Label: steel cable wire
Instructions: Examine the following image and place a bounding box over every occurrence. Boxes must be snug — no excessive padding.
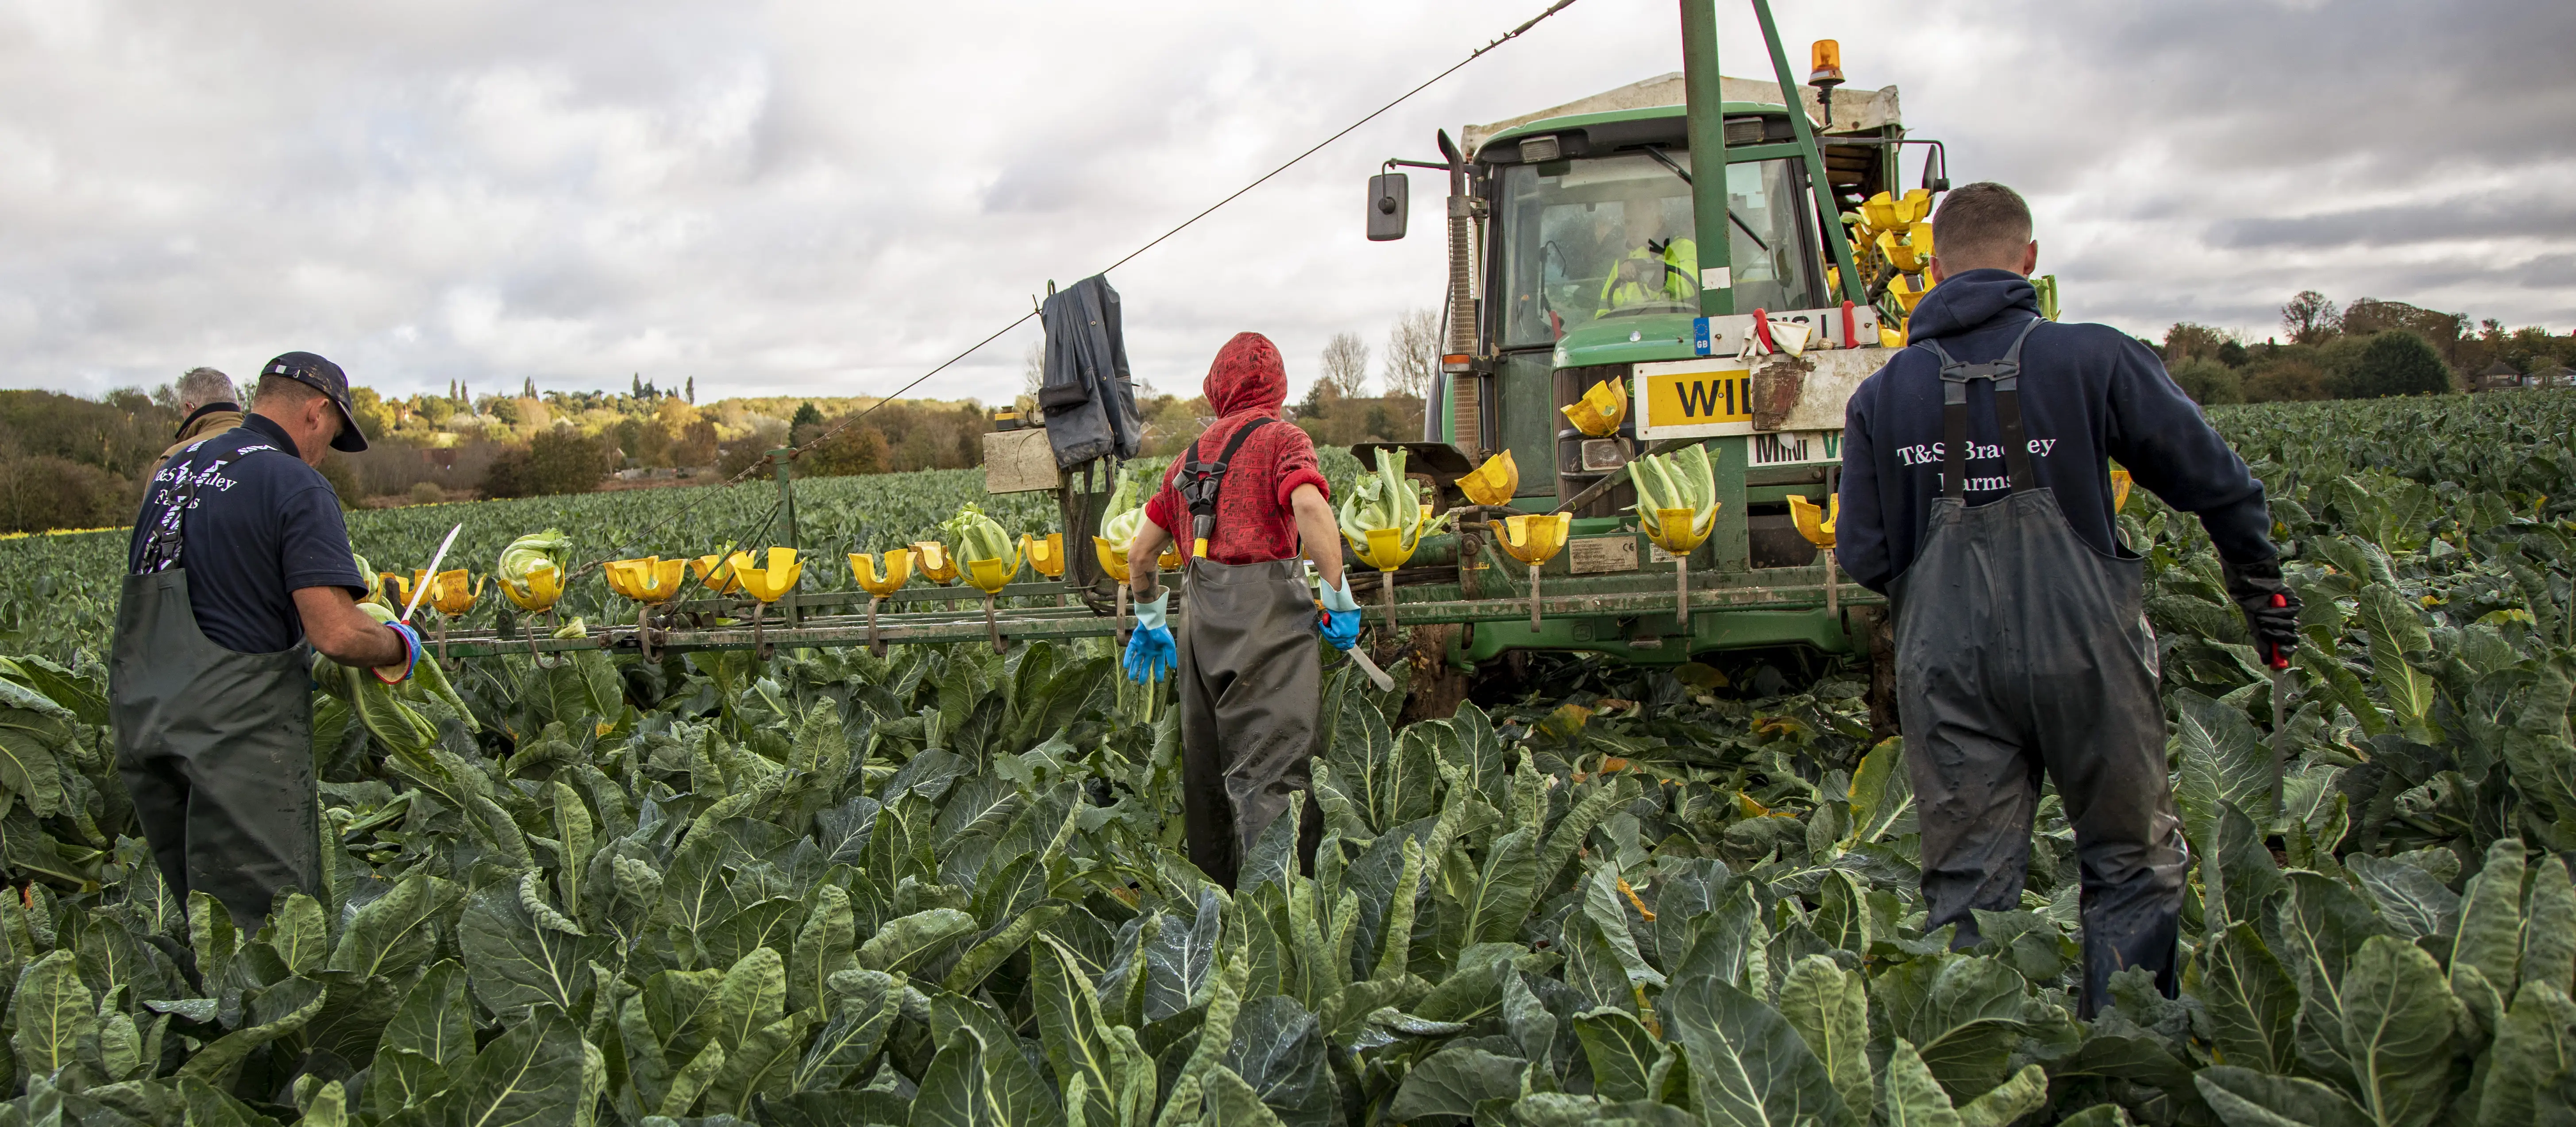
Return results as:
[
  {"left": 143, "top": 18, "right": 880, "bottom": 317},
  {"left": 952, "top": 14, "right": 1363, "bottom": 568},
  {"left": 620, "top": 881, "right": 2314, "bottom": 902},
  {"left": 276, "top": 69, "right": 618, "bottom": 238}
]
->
[{"left": 629, "top": 0, "right": 1584, "bottom": 568}]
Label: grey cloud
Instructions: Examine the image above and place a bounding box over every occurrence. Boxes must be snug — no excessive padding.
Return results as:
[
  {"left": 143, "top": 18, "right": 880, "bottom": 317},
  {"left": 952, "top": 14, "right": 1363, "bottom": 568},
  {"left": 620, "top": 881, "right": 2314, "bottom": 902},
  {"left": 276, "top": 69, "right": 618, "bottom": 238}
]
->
[
  {"left": 2210, "top": 188, "right": 2576, "bottom": 250},
  {"left": 0, "top": 0, "right": 2568, "bottom": 405},
  {"left": 1874, "top": 0, "right": 2576, "bottom": 336},
  {"left": 1911, "top": 0, "right": 2576, "bottom": 179}
]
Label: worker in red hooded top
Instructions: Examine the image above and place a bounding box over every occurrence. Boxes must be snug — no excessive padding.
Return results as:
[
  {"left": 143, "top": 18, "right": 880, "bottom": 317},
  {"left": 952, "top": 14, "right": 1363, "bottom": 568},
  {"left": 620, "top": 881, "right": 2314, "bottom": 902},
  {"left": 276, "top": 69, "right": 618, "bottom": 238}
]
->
[{"left": 1122, "top": 332, "right": 1363, "bottom": 890}]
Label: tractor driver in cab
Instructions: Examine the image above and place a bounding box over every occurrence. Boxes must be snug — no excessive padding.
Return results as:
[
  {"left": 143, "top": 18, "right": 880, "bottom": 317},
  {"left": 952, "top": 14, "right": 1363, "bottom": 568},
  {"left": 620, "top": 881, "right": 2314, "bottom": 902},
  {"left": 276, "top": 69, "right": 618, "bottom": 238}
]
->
[{"left": 1597, "top": 196, "right": 1697, "bottom": 315}]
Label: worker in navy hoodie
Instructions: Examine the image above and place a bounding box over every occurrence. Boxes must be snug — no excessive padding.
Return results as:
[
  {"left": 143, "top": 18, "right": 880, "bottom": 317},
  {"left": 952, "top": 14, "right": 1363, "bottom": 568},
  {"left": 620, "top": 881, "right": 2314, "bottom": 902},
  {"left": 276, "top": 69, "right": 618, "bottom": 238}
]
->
[{"left": 1834, "top": 183, "right": 2298, "bottom": 1017}]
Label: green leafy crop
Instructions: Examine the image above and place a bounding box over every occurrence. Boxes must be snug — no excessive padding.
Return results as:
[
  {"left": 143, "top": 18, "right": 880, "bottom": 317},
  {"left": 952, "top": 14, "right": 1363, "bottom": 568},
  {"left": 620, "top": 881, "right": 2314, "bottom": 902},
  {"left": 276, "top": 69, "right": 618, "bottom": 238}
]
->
[{"left": 0, "top": 393, "right": 2563, "bottom": 1122}]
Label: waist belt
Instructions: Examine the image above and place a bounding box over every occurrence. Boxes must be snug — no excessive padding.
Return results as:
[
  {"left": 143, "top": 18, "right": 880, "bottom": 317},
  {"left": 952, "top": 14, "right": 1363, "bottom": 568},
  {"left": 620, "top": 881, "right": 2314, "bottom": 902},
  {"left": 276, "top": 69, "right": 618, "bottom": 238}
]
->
[
  {"left": 1178, "top": 416, "right": 1277, "bottom": 559},
  {"left": 1919, "top": 316, "right": 2047, "bottom": 501}
]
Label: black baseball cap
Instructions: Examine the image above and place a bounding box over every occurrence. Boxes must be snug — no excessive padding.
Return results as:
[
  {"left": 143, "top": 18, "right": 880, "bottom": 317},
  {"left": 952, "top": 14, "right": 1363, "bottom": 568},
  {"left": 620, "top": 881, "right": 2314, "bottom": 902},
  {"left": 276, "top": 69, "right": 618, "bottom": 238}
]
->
[{"left": 260, "top": 351, "right": 368, "bottom": 453}]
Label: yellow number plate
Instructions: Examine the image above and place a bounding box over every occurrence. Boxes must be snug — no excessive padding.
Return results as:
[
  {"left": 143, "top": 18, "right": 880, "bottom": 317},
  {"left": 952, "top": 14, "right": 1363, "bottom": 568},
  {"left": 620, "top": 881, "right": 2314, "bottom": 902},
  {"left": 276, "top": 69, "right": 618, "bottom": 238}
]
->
[{"left": 1634, "top": 358, "right": 1755, "bottom": 438}]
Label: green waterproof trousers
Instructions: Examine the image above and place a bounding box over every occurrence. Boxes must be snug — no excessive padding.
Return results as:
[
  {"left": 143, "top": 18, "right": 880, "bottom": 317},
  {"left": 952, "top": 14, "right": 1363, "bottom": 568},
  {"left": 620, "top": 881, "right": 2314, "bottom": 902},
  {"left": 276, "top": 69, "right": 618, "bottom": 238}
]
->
[
  {"left": 1177, "top": 557, "right": 1324, "bottom": 890},
  {"left": 110, "top": 569, "right": 320, "bottom": 928}
]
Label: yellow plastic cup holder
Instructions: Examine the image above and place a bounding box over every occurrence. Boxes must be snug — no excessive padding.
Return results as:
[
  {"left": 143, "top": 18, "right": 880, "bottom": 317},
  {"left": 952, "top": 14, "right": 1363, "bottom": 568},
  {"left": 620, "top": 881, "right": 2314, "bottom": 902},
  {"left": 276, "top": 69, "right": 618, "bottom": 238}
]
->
[
  {"left": 1562, "top": 378, "right": 1628, "bottom": 438},
  {"left": 1897, "top": 187, "right": 1933, "bottom": 225},
  {"left": 1646, "top": 507, "right": 1716, "bottom": 556},
  {"left": 606, "top": 557, "right": 689, "bottom": 604},
  {"left": 1458, "top": 451, "right": 1520, "bottom": 507},
  {"left": 501, "top": 564, "right": 564, "bottom": 612},
  {"left": 1489, "top": 512, "right": 1572, "bottom": 566},
  {"left": 1787, "top": 494, "right": 1839, "bottom": 549},
  {"left": 912, "top": 541, "right": 959, "bottom": 585},
  {"left": 1347, "top": 526, "right": 1419, "bottom": 572},
  {"left": 848, "top": 549, "right": 914, "bottom": 598},
  {"left": 1890, "top": 271, "right": 1936, "bottom": 313},
  {"left": 732, "top": 548, "right": 803, "bottom": 603},
  {"left": 964, "top": 553, "right": 1022, "bottom": 595},
  {"left": 421, "top": 568, "right": 482, "bottom": 614},
  {"left": 1878, "top": 228, "right": 1929, "bottom": 275},
  {"left": 691, "top": 554, "right": 744, "bottom": 594},
  {"left": 379, "top": 571, "right": 414, "bottom": 609},
  {"left": 1861, "top": 190, "right": 1900, "bottom": 232},
  {"left": 1026, "top": 533, "right": 1066, "bottom": 578},
  {"left": 1092, "top": 536, "right": 1130, "bottom": 581}
]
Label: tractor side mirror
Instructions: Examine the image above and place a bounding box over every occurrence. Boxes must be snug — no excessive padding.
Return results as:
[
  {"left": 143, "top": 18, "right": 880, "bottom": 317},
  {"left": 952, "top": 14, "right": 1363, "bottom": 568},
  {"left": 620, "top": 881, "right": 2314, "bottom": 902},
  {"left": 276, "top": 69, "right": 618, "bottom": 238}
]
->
[{"left": 1367, "top": 173, "right": 1408, "bottom": 241}]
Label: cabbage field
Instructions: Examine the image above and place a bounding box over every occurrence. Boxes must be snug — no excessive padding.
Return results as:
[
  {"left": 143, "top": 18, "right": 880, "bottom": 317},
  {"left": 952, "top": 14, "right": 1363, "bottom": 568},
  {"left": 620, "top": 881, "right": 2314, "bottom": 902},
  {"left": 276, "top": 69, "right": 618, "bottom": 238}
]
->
[{"left": 0, "top": 392, "right": 2574, "bottom": 1125}]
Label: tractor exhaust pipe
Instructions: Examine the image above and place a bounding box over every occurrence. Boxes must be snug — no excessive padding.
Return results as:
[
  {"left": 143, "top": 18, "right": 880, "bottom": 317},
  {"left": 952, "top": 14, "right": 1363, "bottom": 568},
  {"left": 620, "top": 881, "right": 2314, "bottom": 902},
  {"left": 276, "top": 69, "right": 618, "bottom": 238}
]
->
[{"left": 1437, "top": 129, "right": 1485, "bottom": 454}]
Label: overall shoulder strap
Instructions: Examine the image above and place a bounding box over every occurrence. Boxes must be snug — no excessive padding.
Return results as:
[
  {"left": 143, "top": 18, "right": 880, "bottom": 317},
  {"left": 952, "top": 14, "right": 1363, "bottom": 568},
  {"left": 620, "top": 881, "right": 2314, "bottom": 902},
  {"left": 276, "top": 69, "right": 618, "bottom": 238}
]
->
[
  {"left": 1178, "top": 416, "right": 1278, "bottom": 557},
  {"left": 1920, "top": 317, "right": 2047, "bottom": 500}
]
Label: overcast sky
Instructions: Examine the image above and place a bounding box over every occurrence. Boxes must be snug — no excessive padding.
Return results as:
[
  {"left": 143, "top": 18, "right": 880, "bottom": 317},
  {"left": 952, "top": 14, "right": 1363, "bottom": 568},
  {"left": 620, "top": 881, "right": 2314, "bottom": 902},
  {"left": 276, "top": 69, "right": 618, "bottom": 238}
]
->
[{"left": 1, "top": 0, "right": 2566, "bottom": 405}]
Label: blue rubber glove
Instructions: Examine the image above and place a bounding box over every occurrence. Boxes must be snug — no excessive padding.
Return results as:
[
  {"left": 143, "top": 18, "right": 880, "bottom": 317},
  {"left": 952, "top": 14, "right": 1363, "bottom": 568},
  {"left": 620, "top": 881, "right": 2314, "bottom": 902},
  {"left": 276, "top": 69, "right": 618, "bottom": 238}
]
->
[
  {"left": 372, "top": 621, "right": 423, "bottom": 684},
  {"left": 1318, "top": 577, "right": 1361, "bottom": 651},
  {"left": 1124, "top": 591, "right": 1174, "bottom": 684}
]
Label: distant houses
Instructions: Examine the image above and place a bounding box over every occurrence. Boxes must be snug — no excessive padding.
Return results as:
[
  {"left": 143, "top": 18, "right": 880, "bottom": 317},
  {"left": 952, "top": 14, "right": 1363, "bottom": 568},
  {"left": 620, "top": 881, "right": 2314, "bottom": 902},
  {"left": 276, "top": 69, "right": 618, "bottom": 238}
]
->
[{"left": 2474, "top": 360, "right": 2576, "bottom": 391}]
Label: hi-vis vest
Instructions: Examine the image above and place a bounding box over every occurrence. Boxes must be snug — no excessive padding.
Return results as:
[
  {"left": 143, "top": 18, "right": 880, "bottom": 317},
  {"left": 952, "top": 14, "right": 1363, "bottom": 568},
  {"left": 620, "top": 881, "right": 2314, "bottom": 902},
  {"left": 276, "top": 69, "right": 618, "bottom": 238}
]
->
[{"left": 1597, "top": 237, "right": 1699, "bottom": 313}]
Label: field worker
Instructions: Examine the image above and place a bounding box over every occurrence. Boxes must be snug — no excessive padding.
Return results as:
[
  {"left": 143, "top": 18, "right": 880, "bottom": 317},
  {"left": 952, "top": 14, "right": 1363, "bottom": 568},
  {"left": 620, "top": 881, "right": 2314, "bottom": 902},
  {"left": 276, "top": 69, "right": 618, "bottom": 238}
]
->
[
  {"left": 1834, "top": 183, "right": 2298, "bottom": 1017},
  {"left": 162, "top": 367, "right": 244, "bottom": 461},
  {"left": 1597, "top": 196, "right": 1697, "bottom": 315},
  {"left": 114, "top": 352, "right": 423, "bottom": 927},
  {"left": 1122, "top": 332, "right": 1362, "bottom": 891}
]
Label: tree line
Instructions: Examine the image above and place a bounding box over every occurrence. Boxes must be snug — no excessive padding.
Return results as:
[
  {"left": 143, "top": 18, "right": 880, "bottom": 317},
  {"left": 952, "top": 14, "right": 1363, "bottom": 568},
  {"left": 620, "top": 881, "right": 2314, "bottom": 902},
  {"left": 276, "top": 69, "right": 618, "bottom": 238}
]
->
[
  {"left": 43, "top": 290, "right": 2537, "bottom": 535},
  {"left": 2159, "top": 291, "right": 2574, "bottom": 405},
  {"left": 0, "top": 305, "right": 1443, "bottom": 535}
]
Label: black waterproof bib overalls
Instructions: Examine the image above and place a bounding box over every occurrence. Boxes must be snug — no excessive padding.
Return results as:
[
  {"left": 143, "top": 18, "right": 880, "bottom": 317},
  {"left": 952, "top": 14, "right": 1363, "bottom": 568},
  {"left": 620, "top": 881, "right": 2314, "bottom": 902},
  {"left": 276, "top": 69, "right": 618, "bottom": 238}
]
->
[
  {"left": 1890, "top": 317, "right": 2188, "bottom": 1016},
  {"left": 112, "top": 459, "right": 322, "bottom": 927},
  {"left": 1172, "top": 419, "right": 1324, "bottom": 890}
]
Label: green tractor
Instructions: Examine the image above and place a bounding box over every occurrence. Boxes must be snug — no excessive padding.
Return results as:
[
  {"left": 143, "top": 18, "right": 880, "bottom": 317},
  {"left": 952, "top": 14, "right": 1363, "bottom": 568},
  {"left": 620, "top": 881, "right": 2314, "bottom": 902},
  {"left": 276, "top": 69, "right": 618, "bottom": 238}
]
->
[{"left": 1353, "top": 17, "right": 1964, "bottom": 718}]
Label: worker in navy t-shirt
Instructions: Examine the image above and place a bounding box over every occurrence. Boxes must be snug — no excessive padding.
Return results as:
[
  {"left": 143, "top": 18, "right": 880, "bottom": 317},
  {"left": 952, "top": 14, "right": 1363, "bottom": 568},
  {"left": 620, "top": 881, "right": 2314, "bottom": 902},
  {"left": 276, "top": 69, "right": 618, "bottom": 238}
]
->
[{"left": 112, "top": 351, "right": 422, "bottom": 926}]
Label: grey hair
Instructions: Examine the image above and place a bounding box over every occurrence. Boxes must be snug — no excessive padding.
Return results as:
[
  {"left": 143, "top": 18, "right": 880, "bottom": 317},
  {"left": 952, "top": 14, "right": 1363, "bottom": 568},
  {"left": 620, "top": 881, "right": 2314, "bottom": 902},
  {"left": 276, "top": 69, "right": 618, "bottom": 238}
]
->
[{"left": 176, "top": 367, "right": 239, "bottom": 411}]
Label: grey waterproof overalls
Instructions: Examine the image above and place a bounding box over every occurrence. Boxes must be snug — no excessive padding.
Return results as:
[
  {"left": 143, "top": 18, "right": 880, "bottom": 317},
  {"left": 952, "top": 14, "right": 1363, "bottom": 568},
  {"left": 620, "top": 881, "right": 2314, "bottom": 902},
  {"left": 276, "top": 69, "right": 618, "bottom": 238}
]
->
[
  {"left": 1890, "top": 316, "right": 2188, "bottom": 1016},
  {"left": 112, "top": 460, "right": 322, "bottom": 927},
  {"left": 1172, "top": 418, "right": 1325, "bottom": 890}
]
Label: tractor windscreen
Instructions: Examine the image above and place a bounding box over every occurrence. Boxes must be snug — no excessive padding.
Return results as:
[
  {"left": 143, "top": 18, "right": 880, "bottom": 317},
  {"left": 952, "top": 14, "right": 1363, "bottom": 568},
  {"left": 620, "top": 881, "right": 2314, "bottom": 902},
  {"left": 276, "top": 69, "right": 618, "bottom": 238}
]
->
[{"left": 1497, "top": 153, "right": 1820, "bottom": 348}]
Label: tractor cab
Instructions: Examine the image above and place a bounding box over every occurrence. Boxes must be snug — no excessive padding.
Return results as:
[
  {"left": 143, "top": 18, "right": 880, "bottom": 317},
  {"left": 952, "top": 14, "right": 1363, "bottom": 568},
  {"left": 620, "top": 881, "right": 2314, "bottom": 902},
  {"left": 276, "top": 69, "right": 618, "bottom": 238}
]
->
[
  {"left": 1365, "top": 65, "right": 1951, "bottom": 671},
  {"left": 1490, "top": 108, "right": 1832, "bottom": 349}
]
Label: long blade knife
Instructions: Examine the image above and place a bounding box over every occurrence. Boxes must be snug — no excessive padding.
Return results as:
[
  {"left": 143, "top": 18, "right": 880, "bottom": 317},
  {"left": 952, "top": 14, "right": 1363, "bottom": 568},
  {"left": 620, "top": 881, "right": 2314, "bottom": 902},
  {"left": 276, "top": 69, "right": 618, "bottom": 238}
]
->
[
  {"left": 1315, "top": 587, "right": 1397, "bottom": 691},
  {"left": 402, "top": 522, "right": 465, "bottom": 623},
  {"left": 1345, "top": 646, "right": 1396, "bottom": 692}
]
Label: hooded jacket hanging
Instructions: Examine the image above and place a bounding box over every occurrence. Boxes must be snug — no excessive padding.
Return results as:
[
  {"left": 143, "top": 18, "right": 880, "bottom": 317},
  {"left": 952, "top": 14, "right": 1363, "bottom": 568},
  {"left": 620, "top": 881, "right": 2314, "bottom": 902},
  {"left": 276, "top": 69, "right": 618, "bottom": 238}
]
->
[{"left": 1037, "top": 275, "right": 1143, "bottom": 469}]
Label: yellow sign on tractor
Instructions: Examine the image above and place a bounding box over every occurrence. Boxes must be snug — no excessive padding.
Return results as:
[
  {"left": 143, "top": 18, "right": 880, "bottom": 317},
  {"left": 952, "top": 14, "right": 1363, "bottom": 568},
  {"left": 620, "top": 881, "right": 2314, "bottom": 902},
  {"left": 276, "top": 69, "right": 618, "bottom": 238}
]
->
[{"left": 1632, "top": 359, "right": 1755, "bottom": 439}]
